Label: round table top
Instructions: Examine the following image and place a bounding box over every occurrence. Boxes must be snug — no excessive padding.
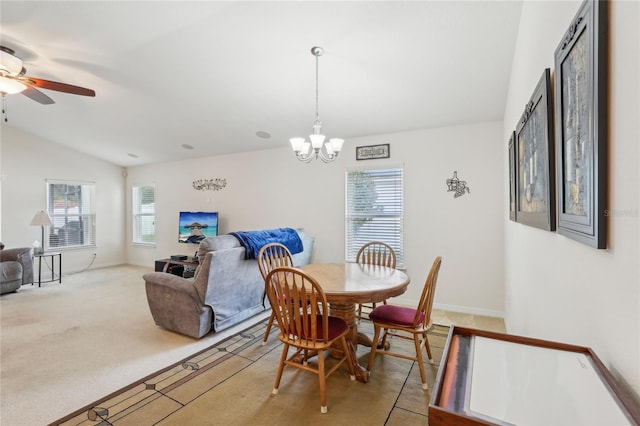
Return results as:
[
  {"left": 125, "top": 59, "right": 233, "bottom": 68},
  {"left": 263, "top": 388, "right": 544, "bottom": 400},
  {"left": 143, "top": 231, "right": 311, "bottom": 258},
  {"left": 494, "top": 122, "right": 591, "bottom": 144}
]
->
[{"left": 300, "top": 262, "right": 410, "bottom": 304}]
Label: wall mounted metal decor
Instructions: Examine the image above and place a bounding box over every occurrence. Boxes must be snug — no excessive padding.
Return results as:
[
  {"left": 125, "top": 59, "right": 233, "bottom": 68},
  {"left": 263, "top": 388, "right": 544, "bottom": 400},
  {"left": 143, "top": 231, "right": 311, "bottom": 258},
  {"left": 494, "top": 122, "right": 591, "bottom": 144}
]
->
[
  {"left": 356, "top": 143, "right": 390, "bottom": 160},
  {"left": 508, "top": 131, "right": 517, "bottom": 221},
  {"left": 515, "top": 68, "right": 555, "bottom": 231},
  {"left": 446, "top": 171, "right": 470, "bottom": 198},
  {"left": 193, "top": 178, "right": 227, "bottom": 191},
  {"left": 554, "top": 0, "right": 607, "bottom": 248}
]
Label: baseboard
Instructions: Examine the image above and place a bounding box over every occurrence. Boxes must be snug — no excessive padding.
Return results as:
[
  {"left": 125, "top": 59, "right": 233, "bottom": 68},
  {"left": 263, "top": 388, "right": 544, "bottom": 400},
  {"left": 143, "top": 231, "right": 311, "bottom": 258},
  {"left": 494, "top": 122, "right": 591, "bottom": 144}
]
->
[
  {"left": 387, "top": 296, "right": 504, "bottom": 319},
  {"left": 433, "top": 302, "right": 504, "bottom": 318}
]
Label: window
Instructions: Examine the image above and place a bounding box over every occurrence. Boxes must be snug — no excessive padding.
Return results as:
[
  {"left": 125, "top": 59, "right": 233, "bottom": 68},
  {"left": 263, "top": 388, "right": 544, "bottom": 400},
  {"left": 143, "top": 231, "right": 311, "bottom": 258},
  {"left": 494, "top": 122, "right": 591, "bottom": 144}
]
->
[
  {"left": 47, "top": 180, "right": 96, "bottom": 249},
  {"left": 345, "top": 167, "right": 404, "bottom": 267},
  {"left": 133, "top": 185, "right": 155, "bottom": 244}
]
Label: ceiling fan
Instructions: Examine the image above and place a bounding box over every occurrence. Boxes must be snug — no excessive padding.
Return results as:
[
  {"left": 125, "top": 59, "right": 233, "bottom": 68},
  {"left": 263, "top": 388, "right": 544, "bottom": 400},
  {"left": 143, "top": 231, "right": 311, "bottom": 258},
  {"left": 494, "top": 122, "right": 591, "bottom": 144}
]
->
[{"left": 0, "top": 45, "right": 95, "bottom": 105}]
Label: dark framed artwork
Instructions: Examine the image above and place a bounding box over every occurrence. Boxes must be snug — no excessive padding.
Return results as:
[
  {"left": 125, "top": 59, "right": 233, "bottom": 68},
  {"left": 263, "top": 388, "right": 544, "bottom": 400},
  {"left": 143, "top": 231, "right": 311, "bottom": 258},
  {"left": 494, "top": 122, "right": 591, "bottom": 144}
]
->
[
  {"left": 554, "top": 0, "right": 607, "bottom": 248},
  {"left": 508, "top": 131, "right": 516, "bottom": 221},
  {"left": 515, "top": 68, "right": 555, "bottom": 231},
  {"left": 356, "top": 143, "right": 390, "bottom": 160}
]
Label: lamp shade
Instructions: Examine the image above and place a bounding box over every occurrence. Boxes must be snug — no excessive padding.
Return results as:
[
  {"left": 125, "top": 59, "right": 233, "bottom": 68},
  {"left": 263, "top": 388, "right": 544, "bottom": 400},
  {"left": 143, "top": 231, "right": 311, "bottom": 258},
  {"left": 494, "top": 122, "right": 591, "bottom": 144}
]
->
[
  {"left": 30, "top": 211, "right": 53, "bottom": 227},
  {"left": 0, "top": 75, "right": 27, "bottom": 94}
]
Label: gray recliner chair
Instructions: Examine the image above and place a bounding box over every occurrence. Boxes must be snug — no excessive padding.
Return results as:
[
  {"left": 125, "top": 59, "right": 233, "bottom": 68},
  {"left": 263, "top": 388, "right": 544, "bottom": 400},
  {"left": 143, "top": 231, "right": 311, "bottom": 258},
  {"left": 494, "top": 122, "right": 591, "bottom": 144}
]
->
[{"left": 0, "top": 243, "right": 34, "bottom": 294}]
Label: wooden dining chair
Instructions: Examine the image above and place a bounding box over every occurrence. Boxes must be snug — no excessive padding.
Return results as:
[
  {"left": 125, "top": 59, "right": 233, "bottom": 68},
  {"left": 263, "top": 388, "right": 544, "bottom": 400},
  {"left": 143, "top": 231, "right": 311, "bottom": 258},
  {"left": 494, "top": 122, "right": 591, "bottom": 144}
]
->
[
  {"left": 265, "top": 266, "right": 355, "bottom": 413},
  {"left": 355, "top": 241, "right": 397, "bottom": 322},
  {"left": 257, "top": 243, "right": 294, "bottom": 345},
  {"left": 366, "top": 256, "right": 442, "bottom": 390}
]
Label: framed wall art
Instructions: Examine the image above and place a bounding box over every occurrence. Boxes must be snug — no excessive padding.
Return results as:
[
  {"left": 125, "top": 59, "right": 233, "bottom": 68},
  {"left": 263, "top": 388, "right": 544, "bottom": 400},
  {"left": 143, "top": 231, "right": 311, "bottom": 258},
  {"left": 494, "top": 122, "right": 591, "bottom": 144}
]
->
[
  {"left": 554, "top": 0, "right": 607, "bottom": 248},
  {"left": 508, "top": 131, "right": 516, "bottom": 221},
  {"left": 356, "top": 143, "right": 390, "bottom": 160},
  {"left": 515, "top": 68, "right": 555, "bottom": 231}
]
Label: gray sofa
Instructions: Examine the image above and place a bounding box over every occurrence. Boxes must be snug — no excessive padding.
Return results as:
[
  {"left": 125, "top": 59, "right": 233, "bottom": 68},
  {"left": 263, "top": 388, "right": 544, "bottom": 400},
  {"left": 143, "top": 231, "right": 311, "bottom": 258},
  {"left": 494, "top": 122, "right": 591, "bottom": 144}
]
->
[
  {"left": 143, "top": 229, "right": 314, "bottom": 338},
  {"left": 0, "top": 244, "right": 34, "bottom": 295}
]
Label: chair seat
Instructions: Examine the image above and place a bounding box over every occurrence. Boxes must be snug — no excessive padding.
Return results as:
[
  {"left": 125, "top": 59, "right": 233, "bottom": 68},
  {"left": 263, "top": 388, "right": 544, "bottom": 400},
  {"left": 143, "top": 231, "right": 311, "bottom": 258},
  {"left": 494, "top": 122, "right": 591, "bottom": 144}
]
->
[
  {"left": 294, "top": 315, "right": 348, "bottom": 341},
  {"left": 369, "top": 304, "right": 424, "bottom": 327}
]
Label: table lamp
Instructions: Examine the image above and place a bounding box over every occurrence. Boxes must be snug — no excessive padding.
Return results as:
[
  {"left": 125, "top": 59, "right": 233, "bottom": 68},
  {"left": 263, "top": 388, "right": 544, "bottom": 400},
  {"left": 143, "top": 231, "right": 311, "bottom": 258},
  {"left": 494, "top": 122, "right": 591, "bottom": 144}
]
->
[{"left": 30, "top": 211, "right": 53, "bottom": 255}]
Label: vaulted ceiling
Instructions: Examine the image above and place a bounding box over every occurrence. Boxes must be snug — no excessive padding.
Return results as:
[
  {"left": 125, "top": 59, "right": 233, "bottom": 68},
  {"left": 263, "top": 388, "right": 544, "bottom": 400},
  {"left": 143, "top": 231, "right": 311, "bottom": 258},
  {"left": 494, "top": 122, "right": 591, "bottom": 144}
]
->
[{"left": 0, "top": 1, "right": 522, "bottom": 167}]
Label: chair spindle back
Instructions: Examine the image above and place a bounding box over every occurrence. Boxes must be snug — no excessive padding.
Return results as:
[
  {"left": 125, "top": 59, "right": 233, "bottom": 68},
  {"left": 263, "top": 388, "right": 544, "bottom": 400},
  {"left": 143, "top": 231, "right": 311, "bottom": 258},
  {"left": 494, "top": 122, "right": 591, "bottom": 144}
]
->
[
  {"left": 265, "top": 266, "right": 330, "bottom": 344},
  {"left": 258, "top": 243, "right": 294, "bottom": 279},
  {"left": 356, "top": 241, "right": 396, "bottom": 268}
]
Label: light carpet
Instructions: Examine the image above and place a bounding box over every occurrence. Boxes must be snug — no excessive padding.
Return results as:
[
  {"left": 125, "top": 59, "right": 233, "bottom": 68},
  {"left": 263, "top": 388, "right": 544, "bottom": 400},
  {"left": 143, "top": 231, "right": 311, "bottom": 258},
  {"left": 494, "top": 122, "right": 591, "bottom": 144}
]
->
[{"left": 0, "top": 265, "right": 269, "bottom": 425}]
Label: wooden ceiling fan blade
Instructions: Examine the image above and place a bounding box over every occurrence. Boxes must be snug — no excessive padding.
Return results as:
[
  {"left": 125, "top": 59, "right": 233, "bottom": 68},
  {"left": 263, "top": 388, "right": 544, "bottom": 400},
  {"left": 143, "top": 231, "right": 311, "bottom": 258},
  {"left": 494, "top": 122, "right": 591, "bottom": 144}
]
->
[
  {"left": 21, "top": 85, "right": 55, "bottom": 105},
  {"left": 26, "top": 77, "right": 95, "bottom": 97}
]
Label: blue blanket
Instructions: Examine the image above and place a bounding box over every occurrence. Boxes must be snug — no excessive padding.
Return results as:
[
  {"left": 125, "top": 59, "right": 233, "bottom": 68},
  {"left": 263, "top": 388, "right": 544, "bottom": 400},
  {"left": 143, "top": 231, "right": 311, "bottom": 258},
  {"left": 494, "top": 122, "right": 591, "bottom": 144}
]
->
[{"left": 229, "top": 228, "right": 303, "bottom": 260}]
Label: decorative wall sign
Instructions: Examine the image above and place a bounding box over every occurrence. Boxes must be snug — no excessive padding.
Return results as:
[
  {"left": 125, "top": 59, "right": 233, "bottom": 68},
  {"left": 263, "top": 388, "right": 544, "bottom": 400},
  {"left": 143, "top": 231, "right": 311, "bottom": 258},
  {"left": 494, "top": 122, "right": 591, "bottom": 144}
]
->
[
  {"left": 193, "top": 178, "right": 227, "bottom": 191},
  {"left": 554, "top": 0, "right": 607, "bottom": 248},
  {"left": 508, "top": 131, "right": 517, "bottom": 221},
  {"left": 515, "top": 68, "right": 555, "bottom": 231},
  {"left": 356, "top": 143, "right": 390, "bottom": 160},
  {"left": 446, "top": 171, "right": 470, "bottom": 198}
]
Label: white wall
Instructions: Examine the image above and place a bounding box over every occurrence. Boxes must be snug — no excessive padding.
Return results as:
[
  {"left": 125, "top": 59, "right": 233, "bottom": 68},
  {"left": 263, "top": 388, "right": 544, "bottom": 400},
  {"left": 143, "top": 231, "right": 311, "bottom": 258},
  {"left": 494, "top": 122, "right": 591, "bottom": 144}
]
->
[
  {"left": 0, "top": 125, "right": 126, "bottom": 271},
  {"left": 504, "top": 0, "right": 639, "bottom": 397},
  {"left": 126, "top": 121, "right": 505, "bottom": 316}
]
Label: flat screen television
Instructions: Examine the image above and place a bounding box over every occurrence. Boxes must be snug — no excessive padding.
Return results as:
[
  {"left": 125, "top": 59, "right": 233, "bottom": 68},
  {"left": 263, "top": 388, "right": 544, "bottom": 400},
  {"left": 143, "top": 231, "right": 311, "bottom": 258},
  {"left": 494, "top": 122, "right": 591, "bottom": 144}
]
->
[{"left": 178, "top": 211, "right": 218, "bottom": 244}]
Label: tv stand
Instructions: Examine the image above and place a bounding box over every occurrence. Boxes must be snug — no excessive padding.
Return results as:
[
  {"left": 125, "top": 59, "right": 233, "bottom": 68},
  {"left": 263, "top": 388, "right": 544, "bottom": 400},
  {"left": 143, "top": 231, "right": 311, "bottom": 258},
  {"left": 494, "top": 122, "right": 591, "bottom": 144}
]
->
[{"left": 155, "top": 256, "right": 199, "bottom": 278}]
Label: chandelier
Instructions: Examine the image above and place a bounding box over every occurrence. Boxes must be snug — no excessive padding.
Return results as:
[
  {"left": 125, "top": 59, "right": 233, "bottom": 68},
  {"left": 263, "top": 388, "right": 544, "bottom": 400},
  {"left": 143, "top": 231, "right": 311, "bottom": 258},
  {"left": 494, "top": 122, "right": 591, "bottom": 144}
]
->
[{"left": 290, "top": 47, "right": 344, "bottom": 163}]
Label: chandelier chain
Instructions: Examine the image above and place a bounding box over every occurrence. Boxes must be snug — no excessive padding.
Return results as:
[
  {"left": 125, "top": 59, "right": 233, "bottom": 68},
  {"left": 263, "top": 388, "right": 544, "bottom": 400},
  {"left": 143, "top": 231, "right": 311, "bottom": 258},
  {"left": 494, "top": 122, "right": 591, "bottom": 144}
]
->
[{"left": 315, "top": 51, "right": 320, "bottom": 123}]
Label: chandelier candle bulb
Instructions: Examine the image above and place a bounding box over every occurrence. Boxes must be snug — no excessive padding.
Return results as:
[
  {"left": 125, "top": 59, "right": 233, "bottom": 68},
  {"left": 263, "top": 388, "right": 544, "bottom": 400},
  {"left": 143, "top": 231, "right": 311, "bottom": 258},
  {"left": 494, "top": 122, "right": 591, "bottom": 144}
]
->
[
  {"left": 310, "top": 134, "right": 326, "bottom": 148},
  {"left": 330, "top": 138, "right": 344, "bottom": 152},
  {"left": 290, "top": 138, "right": 305, "bottom": 153}
]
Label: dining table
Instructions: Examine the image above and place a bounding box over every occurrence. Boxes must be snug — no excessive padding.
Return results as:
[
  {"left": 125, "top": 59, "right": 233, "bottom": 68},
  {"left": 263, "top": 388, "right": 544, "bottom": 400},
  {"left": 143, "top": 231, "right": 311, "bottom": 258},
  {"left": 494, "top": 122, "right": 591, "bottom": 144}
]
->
[{"left": 300, "top": 262, "right": 410, "bottom": 383}]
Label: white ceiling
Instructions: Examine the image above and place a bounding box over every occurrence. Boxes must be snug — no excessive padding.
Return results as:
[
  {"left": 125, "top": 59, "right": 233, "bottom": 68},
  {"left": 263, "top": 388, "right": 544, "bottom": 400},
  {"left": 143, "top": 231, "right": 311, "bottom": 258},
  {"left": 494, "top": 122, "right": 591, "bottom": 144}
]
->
[{"left": 0, "top": 1, "right": 522, "bottom": 167}]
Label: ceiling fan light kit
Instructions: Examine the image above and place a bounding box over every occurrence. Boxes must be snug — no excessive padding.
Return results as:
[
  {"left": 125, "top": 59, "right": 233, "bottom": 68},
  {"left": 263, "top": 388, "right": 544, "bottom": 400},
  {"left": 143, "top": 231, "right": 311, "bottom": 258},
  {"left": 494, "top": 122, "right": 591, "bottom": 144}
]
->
[
  {"left": 0, "top": 45, "right": 96, "bottom": 103},
  {"left": 0, "top": 75, "right": 27, "bottom": 94},
  {"left": 290, "top": 46, "right": 344, "bottom": 164},
  {"left": 0, "top": 47, "right": 23, "bottom": 76}
]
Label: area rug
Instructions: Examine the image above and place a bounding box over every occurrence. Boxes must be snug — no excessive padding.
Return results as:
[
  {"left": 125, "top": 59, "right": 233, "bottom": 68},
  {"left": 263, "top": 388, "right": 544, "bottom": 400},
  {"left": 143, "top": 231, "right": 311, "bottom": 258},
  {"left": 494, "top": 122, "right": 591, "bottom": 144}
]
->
[{"left": 51, "top": 319, "right": 451, "bottom": 426}]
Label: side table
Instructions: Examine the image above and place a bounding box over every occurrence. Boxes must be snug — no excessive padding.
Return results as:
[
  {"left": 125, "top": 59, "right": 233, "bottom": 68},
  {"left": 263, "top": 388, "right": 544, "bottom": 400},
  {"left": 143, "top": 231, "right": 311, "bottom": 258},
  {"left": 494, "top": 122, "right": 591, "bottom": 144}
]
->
[{"left": 34, "top": 252, "right": 62, "bottom": 287}]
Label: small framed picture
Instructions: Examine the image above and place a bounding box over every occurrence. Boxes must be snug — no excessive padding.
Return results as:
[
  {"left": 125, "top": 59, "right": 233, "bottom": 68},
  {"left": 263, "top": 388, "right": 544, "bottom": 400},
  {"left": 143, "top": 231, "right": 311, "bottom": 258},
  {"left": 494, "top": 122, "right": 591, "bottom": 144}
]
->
[{"left": 356, "top": 144, "right": 390, "bottom": 160}]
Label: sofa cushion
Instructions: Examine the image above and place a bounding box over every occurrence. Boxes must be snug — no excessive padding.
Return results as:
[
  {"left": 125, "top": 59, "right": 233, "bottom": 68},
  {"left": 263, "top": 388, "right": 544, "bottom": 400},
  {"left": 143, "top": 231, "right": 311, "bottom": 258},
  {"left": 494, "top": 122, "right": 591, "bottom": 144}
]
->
[
  {"left": 198, "top": 235, "right": 241, "bottom": 258},
  {"left": 292, "top": 235, "right": 314, "bottom": 266}
]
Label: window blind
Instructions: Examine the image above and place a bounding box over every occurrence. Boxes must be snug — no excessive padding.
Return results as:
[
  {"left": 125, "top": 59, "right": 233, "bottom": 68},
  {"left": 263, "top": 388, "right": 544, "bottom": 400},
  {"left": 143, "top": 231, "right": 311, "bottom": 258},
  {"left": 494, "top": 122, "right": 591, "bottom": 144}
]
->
[
  {"left": 46, "top": 180, "right": 96, "bottom": 249},
  {"left": 345, "top": 168, "right": 404, "bottom": 266},
  {"left": 133, "top": 185, "right": 155, "bottom": 244}
]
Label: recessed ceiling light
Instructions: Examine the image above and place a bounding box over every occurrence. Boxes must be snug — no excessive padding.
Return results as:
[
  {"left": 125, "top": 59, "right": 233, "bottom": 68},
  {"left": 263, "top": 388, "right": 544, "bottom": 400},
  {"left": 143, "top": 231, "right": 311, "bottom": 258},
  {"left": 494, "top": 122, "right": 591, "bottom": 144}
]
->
[
  {"left": 127, "top": 153, "right": 138, "bottom": 158},
  {"left": 181, "top": 144, "right": 194, "bottom": 150},
  {"left": 256, "top": 131, "right": 271, "bottom": 139}
]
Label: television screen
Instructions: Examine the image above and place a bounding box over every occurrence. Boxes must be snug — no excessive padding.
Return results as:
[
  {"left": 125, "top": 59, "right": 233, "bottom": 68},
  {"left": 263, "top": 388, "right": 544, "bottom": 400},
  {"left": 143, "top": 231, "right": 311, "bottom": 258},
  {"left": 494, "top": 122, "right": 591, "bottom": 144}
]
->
[{"left": 178, "top": 211, "right": 218, "bottom": 244}]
